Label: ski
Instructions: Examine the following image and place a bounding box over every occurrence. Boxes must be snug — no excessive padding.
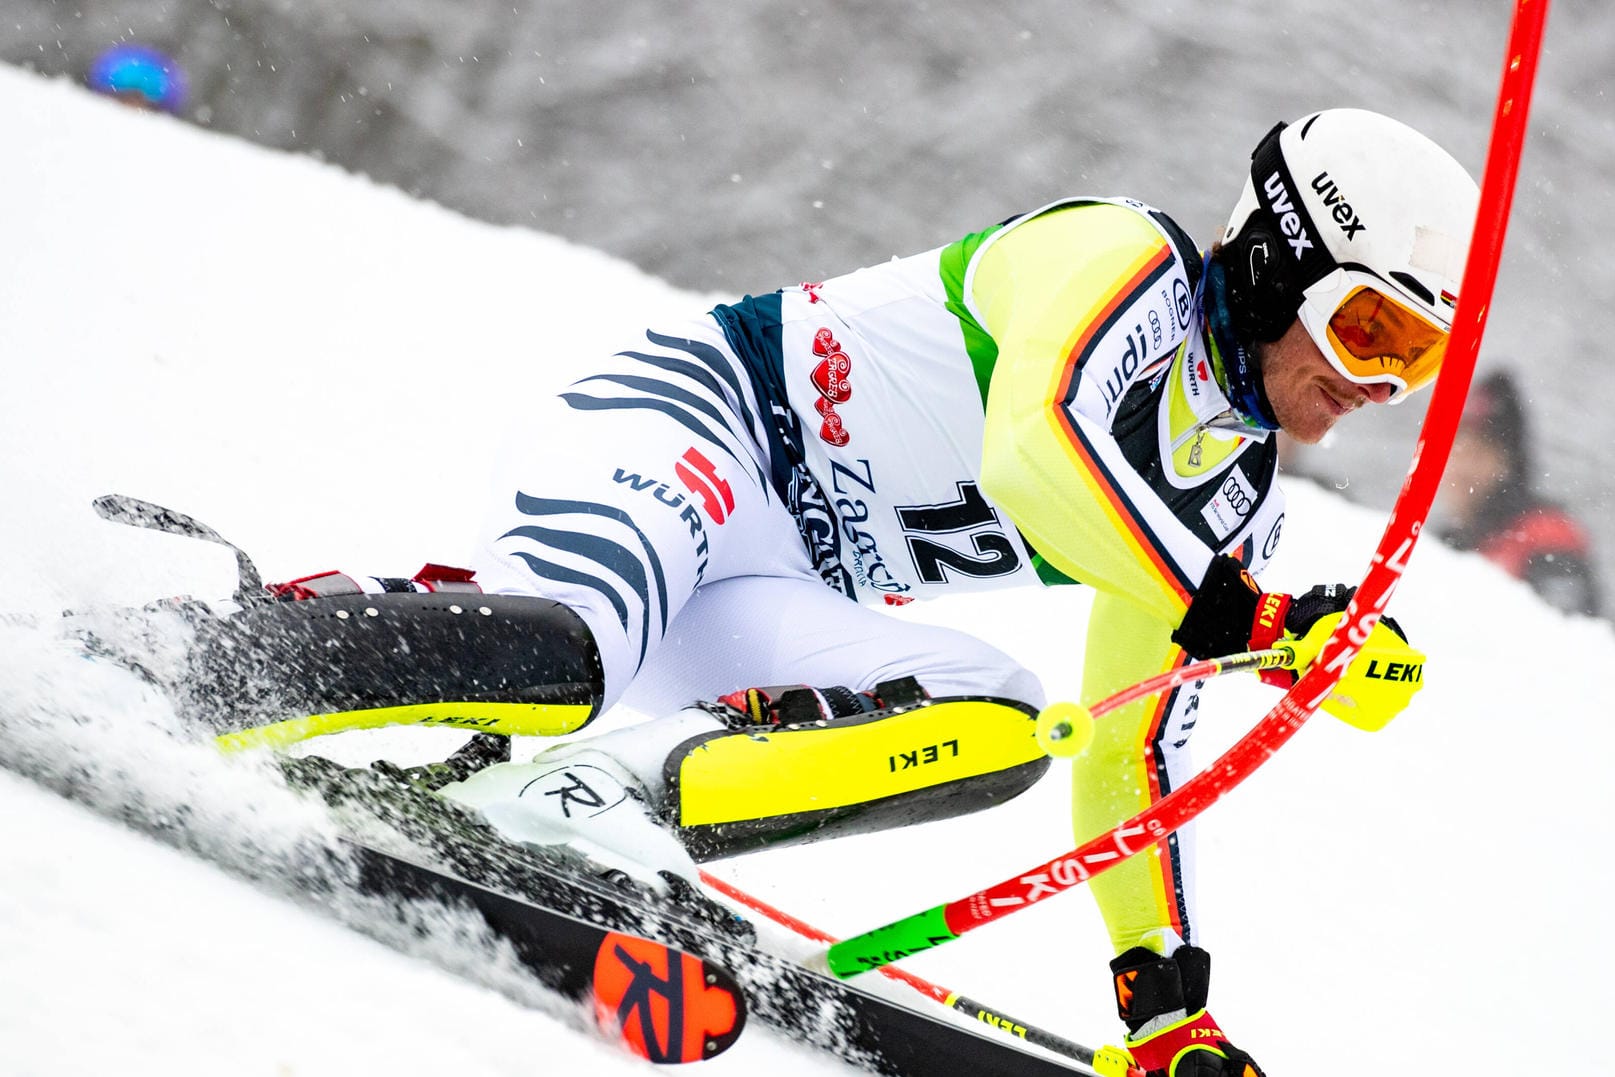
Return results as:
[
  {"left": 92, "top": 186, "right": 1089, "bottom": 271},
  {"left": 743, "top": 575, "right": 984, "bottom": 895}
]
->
[
  {"left": 283, "top": 754, "right": 1098, "bottom": 1077},
  {"left": 344, "top": 838, "right": 747, "bottom": 1065}
]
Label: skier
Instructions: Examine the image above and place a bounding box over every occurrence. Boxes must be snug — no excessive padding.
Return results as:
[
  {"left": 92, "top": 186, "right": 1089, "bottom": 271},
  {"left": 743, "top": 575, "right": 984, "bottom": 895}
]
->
[{"left": 184, "top": 108, "right": 1474, "bottom": 1076}]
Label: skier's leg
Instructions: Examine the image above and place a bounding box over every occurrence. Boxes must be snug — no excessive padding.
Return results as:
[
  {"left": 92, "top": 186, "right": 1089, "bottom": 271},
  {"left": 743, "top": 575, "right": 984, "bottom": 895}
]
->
[
  {"left": 622, "top": 572, "right": 1046, "bottom": 711},
  {"left": 181, "top": 321, "right": 805, "bottom": 744},
  {"left": 443, "top": 575, "right": 1051, "bottom": 870},
  {"left": 470, "top": 321, "right": 810, "bottom": 714},
  {"left": 1074, "top": 590, "right": 1203, "bottom": 954}
]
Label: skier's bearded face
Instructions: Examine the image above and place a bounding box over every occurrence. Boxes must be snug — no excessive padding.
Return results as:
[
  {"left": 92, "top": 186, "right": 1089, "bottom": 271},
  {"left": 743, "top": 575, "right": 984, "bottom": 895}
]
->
[{"left": 1260, "top": 318, "right": 1394, "bottom": 445}]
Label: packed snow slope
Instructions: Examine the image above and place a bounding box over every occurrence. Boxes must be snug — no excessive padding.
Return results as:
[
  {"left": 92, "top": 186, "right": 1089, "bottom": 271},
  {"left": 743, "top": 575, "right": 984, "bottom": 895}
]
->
[{"left": 2, "top": 66, "right": 1612, "bottom": 1077}]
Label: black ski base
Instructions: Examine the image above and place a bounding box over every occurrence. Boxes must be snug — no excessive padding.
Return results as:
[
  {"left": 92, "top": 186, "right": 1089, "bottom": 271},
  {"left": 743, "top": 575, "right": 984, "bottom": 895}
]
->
[
  {"left": 286, "top": 754, "right": 1091, "bottom": 1076},
  {"left": 347, "top": 839, "right": 746, "bottom": 1065}
]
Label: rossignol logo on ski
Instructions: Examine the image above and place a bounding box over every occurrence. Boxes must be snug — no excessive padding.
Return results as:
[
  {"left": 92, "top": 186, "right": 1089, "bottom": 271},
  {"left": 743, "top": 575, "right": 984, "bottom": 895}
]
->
[
  {"left": 540, "top": 770, "right": 610, "bottom": 818},
  {"left": 592, "top": 933, "right": 743, "bottom": 1064},
  {"left": 1263, "top": 170, "right": 1314, "bottom": 257},
  {"left": 521, "top": 764, "right": 627, "bottom": 819}
]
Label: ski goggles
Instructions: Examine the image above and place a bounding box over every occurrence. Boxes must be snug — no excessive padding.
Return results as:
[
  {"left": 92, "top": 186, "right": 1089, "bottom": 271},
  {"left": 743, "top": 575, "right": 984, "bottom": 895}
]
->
[{"left": 1296, "top": 270, "right": 1451, "bottom": 402}]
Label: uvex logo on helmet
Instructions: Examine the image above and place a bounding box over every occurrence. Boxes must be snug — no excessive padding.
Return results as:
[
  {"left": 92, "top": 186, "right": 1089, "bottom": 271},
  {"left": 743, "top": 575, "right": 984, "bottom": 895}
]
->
[
  {"left": 1262, "top": 171, "right": 1314, "bottom": 259},
  {"left": 1309, "top": 172, "right": 1367, "bottom": 239}
]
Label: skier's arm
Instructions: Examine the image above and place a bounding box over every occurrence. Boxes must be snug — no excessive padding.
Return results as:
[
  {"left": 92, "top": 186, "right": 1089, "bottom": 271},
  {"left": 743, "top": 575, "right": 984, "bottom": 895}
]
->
[{"left": 969, "top": 203, "right": 1209, "bottom": 625}]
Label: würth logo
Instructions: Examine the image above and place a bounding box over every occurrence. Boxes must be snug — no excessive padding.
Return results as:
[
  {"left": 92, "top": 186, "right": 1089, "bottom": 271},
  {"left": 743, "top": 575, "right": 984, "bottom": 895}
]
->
[
  {"left": 810, "top": 327, "right": 853, "bottom": 446},
  {"left": 674, "top": 447, "right": 736, "bottom": 524}
]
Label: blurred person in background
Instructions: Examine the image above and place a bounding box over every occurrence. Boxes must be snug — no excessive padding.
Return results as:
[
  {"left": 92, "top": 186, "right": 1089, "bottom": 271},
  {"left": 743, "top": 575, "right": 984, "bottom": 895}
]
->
[
  {"left": 85, "top": 43, "right": 188, "bottom": 114},
  {"left": 1439, "top": 370, "right": 1600, "bottom": 616}
]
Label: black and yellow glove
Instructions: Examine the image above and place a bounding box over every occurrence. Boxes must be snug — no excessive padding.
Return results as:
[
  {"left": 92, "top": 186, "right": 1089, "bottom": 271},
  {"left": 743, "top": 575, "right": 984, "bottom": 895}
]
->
[
  {"left": 1096, "top": 945, "right": 1265, "bottom": 1077},
  {"left": 1172, "top": 555, "right": 1424, "bottom": 731}
]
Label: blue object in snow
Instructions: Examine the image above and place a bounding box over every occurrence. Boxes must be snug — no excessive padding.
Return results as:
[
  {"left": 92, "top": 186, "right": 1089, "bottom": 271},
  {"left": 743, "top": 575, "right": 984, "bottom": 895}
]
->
[{"left": 87, "top": 44, "right": 188, "bottom": 113}]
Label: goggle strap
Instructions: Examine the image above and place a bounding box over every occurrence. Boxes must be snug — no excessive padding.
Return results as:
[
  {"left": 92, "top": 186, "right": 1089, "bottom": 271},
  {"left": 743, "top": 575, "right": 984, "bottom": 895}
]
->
[{"left": 1250, "top": 126, "right": 1338, "bottom": 293}]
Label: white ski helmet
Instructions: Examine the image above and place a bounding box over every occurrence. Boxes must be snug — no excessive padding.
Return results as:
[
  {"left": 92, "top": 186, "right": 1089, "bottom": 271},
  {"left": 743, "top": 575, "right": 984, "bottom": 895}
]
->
[{"left": 1216, "top": 108, "right": 1479, "bottom": 401}]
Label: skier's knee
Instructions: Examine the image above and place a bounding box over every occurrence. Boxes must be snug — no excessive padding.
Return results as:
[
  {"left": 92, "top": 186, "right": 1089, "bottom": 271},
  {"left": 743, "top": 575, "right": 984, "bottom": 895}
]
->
[{"left": 886, "top": 634, "right": 1047, "bottom": 710}]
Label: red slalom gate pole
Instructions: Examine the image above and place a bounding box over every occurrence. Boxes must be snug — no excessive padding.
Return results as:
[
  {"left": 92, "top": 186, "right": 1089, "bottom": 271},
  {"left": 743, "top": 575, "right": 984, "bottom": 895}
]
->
[{"left": 827, "top": 0, "right": 1550, "bottom": 980}]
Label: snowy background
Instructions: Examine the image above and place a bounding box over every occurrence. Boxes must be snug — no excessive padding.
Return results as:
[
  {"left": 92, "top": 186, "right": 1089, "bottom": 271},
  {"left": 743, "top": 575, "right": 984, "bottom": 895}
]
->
[
  {"left": 3, "top": 52, "right": 1614, "bottom": 1076},
  {"left": 2, "top": 0, "right": 1613, "bottom": 583}
]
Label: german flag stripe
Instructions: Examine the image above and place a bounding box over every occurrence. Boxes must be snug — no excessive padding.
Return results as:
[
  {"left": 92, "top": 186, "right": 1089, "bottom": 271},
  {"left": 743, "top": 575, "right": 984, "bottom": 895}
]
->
[
  {"left": 1054, "top": 243, "right": 1176, "bottom": 408},
  {"left": 1058, "top": 423, "right": 1196, "bottom": 604},
  {"left": 1132, "top": 651, "right": 1192, "bottom": 940},
  {"left": 1046, "top": 245, "right": 1196, "bottom": 604}
]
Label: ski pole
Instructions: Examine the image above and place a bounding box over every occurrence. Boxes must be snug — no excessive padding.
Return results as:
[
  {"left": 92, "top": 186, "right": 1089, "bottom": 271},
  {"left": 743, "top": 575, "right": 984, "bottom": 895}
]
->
[
  {"left": 826, "top": 0, "right": 1549, "bottom": 981},
  {"left": 1035, "top": 647, "right": 1292, "bottom": 756},
  {"left": 698, "top": 869, "right": 1142, "bottom": 1077},
  {"left": 824, "top": 647, "right": 1297, "bottom": 980}
]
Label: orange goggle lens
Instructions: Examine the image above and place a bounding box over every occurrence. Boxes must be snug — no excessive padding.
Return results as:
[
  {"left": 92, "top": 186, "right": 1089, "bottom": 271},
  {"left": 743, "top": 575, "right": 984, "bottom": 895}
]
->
[{"left": 1322, "top": 286, "right": 1448, "bottom": 396}]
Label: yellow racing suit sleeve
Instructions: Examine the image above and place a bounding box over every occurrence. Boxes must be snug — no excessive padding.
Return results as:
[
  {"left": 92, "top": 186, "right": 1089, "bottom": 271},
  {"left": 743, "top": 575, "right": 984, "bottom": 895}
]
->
[{"left": 970, "top": 203, "right": 1207, "bottom": 625}]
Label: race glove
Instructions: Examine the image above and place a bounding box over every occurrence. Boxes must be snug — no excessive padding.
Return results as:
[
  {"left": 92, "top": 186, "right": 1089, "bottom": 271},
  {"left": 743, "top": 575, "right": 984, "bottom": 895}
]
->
[
  {"left": 1171, "top": 554, "right": 1424, "bottom": 731},
  {"left": 1101, "top": 945, "right": 1265, "bottom": 1077}
]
